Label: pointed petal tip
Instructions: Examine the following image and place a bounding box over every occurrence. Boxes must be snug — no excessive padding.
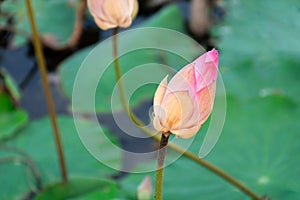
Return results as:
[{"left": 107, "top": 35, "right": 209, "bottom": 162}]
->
[
  {"left": 206, "top": 49, "right": 219, "bottom": 67},
  {"left": 162, "top": 75, "right": 169, "bottom": 85}
]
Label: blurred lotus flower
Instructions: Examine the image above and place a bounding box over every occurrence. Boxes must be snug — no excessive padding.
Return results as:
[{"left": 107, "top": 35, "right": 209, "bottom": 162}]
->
[
  {"left": 87, "top": 0, "right": 138, "bottom": 30},
  {"left": 136, "top": 176, "right": 152, "bottom": 200},
  {"left": 153, "top": 49, "right": 218, "bottom": 139}
]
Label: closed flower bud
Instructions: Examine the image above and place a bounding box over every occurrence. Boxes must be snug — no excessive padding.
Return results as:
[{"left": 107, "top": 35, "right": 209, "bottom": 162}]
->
[
  {"left": 153, "top": 49, "right": 219, "bottom": 139},
  {"left": 136, "top": 176, "right": 152, "bottom": 200},
  {"left": 87, "top": 0, "right": 138, "bottom": 30}
]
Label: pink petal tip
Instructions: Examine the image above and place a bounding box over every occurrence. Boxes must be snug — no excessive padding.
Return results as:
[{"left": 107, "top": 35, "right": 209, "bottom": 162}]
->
[{"left": 206, "top": 49, "right": 219, "bottom": 66}]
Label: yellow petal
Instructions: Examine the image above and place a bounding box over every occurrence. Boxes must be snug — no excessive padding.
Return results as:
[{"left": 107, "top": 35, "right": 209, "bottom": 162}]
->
[
  {"left": 103, "top": 0, "right": 132, "bottom": 27},
  {"left": 153, "top": 76, "right": 168, "bottom": 113},
  {"left": 172, "top": 124, "right": 201, "bottom": 139},
  {"left": 153, "top": 115, "right": 163, "bottom": 132},
  {"left": 118, "top": 17, "right": 133, "bottom": 28},
  {"left": 162, "top": 90, "right": 194, "bottom": 130},
  {"left": 88, "top": 0, "right": 137, "bottom": 30},
  {"left": 94, "top": 17, "right": 116, "bottom": 30},
  {"left": 131, "top": 0, "right": 139, "bottom": 19}
]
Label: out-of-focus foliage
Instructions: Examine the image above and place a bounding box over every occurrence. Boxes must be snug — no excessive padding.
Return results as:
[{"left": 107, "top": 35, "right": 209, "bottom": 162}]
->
[
  {"left": 0, "top": 116, "right": 121, "bottom": 200},
  {"left": 213, "top": 0, "right": 300, "bottom": 103},
  {"left": 0, "top": 70, "right": 28, "bottom": 141},
  {"left": 1, "top": 0, "right": 77, "bottom": 46},
  {"left": 34, "top": 178, "right": 124, "bottom": 200}
]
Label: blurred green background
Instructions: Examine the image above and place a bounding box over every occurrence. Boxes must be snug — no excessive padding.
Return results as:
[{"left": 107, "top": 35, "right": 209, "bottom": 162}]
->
[{"left": 0, "top": 0, "right": 299, "bottom": 199}]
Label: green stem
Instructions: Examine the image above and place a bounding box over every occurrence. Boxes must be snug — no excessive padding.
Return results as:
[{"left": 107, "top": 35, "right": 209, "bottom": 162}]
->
[
  {"left": 25, "top": 0, "right": 68, "bottom": 184},
  {"left": 113, "top": 28, "right": 130, "bottom": 115},
  {"left": 111, "top": 28, "right": 262, "bottom": 200},
  {"left": 155, "top": 133, "right": 170, "bottom": 200}
]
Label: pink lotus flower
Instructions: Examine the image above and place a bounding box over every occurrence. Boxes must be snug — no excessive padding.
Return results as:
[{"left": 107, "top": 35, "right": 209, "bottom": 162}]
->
[
  {"left": 87, "top": 0, "right": 138, "bottom": 30},
  {"left": 153, "top": 49, "right": 218, "bottom": 139}
]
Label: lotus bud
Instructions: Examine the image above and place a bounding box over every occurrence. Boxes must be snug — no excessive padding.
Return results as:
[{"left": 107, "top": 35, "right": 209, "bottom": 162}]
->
[
  {"left": 87, "top": 0, "right": 138, "bottom": 30},
  {"left": 136, "top": 176, "right": 152, "bottom": 200},
  {"left": 153, "top": 49, "right": 219, "bottom": 139}
]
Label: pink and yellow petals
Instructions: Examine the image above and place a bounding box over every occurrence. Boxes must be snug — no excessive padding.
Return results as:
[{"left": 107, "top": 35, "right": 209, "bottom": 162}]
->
[
  {"left": 196, "top": 83, "right": 216, "bottom": 125},
  {"left": 194, "top": 49, "right": 218, "bottom": 91},
  {"left": 167, "top": 63, "right": 196, "bottom": 93},
  {"left": 153, "top": 49, "right": 219, "bottom": 139},
  {"left": 172, "top": 124, "right": 201, "bottom": 139},
  {"left": 162, "top": 91, "right": 194, "bottom": 131},
  {"left": 153, "top": 76, "right": 168, "bottom": 109},
  {"left": 87, "top": 0, "right": 138, "bottom": 30}
]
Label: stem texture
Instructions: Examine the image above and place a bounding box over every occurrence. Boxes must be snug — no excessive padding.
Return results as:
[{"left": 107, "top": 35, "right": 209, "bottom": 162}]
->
[
  {"left": 155, "top": 133, "right": 170, "bottom": 200},
  {"left": 25, "top": 0, "right": 68, "bottom": 184}
]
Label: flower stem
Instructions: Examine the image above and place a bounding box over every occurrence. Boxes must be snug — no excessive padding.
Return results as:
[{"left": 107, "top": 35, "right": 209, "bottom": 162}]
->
[
  {"left": 155, "top": 133, "right": 170, "bottom": 200},
  {"left": 113, "top": 28, "right": 130, "bottom": 115},
  {"left": 111, "top": 28, "right": 262, "bottom": 200},
  {"left": 25, "top": 0, "right": 68, "bottom": 184},
  {"left": 168, "top": 144, "right": 262, "bottom": 200}
]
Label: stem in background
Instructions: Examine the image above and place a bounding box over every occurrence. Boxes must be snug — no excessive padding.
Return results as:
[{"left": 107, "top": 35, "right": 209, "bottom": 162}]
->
[
  {"left": 168, "top": 144, "right": 262, "bottom": 200},
  {"left": 66, "top": 0, "right": 86, "bottom": 49},
  {"left": 25, "top": 0, "right": 68, "bottom": 184},
  {"left": 111, "top": 29, "right": 262, "bottom": 200},
  {"left": 113, "top": 28, "right": 130, "bottom": 115},
  {"left": 0, "top": 145, "right": 43, "bottom": 191},
  {"left": 41, "top": 0, "right": 87, "bottom": 50},
  {"left": 0, "top": 156, "right": 42, "bottom": 191},
  {"left": 155, "top": 133, "right": 170, "bottom": 200}
]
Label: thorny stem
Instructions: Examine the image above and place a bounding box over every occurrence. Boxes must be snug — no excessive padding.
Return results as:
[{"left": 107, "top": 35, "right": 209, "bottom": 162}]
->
[
  {"left": 155, "top": 133, "right": 170, "bottom": 200},
  {"left": 25, "top": 0, "right": 68, "bottom": 184},
  {"left": 112, "top": 28, "right": 262, "bottom": 200}
]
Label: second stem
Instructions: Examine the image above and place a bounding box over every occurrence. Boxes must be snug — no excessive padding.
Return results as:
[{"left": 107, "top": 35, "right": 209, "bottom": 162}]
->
[
  {"left": 155, "top": 133, "right": 170, "bottom": 200},
  {"left": 25, "top": 0, "right": 67, "bottom": 184}
]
